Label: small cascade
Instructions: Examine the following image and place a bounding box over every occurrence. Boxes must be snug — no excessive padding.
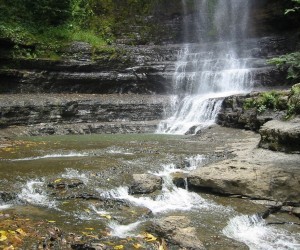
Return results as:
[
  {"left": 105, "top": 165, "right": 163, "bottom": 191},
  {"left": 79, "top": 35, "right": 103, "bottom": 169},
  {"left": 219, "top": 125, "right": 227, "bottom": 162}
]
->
[
  {"left": 157, "top": 0, "right": 256, "bottom": 134},
  {"left": 100, "top": 163, "right": 222, "bottom": 215},
  {"left": 10, "top": 152, "right": 89, "bottom": 162},
  {"left": 223, "top": 215, "right": 300, "bottom": 250},
  {"left": 18, "top": 179, "right": 57, "bottom": 208}
]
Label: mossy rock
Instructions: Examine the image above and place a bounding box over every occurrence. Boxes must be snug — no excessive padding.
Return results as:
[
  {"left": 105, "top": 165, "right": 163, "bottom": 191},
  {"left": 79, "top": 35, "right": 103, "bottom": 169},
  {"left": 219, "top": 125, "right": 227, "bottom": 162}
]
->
[{"left": 288, "top": 83, "right": 300, "bottom": 114}]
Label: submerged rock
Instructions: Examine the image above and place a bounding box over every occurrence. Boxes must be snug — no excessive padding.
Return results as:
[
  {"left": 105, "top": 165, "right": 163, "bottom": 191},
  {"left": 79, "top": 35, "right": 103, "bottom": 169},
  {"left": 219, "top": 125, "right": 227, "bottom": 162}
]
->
[
  {"left": 129, "top": 174, "right": 163, "bottom": 194},
  {"left": 48, "top": 178, "right": 84, "bottom": 189},
  {"left": 0, "top": 191, "right": 17, "bottom": 202},
  {"left": 148, "top": 216, "right": 206, "bottom": 250},
  {"left": 259, "top": 119, "right": 300, "bottom": 153}
]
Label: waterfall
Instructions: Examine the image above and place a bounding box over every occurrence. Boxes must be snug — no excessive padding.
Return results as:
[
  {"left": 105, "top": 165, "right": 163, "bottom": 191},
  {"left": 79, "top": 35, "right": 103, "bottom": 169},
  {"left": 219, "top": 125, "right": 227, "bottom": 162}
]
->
[{"left": 157, "top": 0, "right": 254, "bottom": 134}]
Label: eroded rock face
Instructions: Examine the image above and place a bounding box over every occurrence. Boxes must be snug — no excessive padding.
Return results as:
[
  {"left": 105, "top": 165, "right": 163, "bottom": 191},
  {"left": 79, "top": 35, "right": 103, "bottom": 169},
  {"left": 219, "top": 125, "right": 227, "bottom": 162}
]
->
[
  {"left": 0, "top": 94, "right": 169, "bottom": 135},
  {"left": 187, "top": 132, "right": 300, "bottom": 203},
  {"left": 217, "top": 91, "right": 289, "bottom": 131},
  {"left": 148, "top": 216, "right": 206, "bottom": 250},
  {"left": 259, "top": 119, "right": 300, "bottom": 153},
  {"left": 129, "top": 174, "right": 162, "bottom": 194}
]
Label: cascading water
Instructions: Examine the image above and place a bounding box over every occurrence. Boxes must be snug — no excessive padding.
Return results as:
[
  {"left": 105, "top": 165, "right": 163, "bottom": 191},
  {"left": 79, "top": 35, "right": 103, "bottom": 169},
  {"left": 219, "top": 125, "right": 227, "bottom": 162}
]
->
[{"left": 157, "top": 0, "right": 255, "bottom": 134}]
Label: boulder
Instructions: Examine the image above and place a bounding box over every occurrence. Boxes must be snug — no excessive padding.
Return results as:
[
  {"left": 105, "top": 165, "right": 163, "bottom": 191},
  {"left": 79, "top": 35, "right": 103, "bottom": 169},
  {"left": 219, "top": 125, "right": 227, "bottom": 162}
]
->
[
  {"left": 259, "top": 119, "right": 300, "bottom": 153},
  {"left": 188, "top": 159, "right": 300, "bottom": 203},
  {"left": 148, "top": 216, "right": 206, "bottom": 250},
  {"left": 171, "top": 172, "right": 188, "bottom": 188},
  {"left": 187, "top": 128, "right": 300, "bottom": 203},
  {"left": 47, "top": 178, "right": 84, "bottom": 189},
  {"left": 129, "top": 174, "right": 162, "bottom": 194}
]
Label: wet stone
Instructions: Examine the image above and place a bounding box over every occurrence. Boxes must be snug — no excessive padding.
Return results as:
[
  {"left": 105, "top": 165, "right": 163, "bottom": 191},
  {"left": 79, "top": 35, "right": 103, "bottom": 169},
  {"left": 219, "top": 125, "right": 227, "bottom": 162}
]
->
[
  {"left": 148, "top": 216, "right": 206, "bottom": 250},
  {"left": 48, "top": 178, "right": 84, "bottom": 189},
  {"left": 0, "top": 191, "right": 17, "bottom": 202},
  {"left": 129, "top": 174, "right": 163, "bottom": 194},
  {"left": 171, "top": 172, "right": 188, "bottom": 188}
]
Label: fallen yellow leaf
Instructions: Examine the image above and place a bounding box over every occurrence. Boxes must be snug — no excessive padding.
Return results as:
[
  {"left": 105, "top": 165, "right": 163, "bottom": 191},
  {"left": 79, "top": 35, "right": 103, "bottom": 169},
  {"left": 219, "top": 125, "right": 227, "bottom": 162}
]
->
[
  {"left": 0, "top": 236, "right": 7, "bottom": 242},
  {"left": 15, "top": 228, "right": 27, "bottom": 236},
  {"left": 54, "top": 179, "right": 62, "bottom": 183},
  {"left": 133, "top": 243, "right": 142, "bottom": 249},
  {"left": 100, "top": 214, "right": 112, "bottom": 220},
  {"left": 3, "top": 245, "right": 14, "bottom": 250},
  {"left": 47, "top": 220, "right": 56, "bottom": 223},
  {"left": 142, "top": 232, "right": 157, "bottom": 242},
  {"left": 113, "top": 245, "right": 124, "bottom": 250}
]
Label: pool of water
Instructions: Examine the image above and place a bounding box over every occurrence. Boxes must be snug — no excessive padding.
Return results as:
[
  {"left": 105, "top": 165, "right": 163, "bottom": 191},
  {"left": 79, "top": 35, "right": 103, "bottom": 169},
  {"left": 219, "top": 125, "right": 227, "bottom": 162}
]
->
[{"left": 0, "top": 133, "right": 300, "bottom": 249}]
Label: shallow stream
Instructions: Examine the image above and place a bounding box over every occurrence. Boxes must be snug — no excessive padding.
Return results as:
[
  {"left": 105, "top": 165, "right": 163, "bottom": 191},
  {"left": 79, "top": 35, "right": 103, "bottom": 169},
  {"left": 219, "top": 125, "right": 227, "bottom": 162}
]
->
[{"left": 0, "top": 131, "right": 300, "bottom": 249}]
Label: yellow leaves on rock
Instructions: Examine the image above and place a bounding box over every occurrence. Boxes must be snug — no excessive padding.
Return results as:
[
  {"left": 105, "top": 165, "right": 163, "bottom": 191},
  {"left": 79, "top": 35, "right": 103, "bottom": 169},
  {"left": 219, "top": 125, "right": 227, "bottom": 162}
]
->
[
  {"left": 15, "top": 228, "right": 27, "bottom": 236},
  {"left": 54, "top": 179, "right": 62, "bottom": 183},
  {"left": 0, "top": 140, "right": 47, "bottom": 154},
  {"left": 84, "top": 208, "right": 91, "bottom": 213},
  {"left": 142, "top": 232, "right": 157, "bottom": 242},
  {"left": 133, "top": 243, "right": 142, "bottom": 249},
  {"left": 100, "top": 214, "right": 112, "bottom": 220},
  {"left": 113, "top": 245, "right": 124, "bottom": 250},
  {"left": 3, "top": 245, "right": 15, "bottom": 250},
  {"left": 0, "top": 230, "right": 8, "bottom": 241}
]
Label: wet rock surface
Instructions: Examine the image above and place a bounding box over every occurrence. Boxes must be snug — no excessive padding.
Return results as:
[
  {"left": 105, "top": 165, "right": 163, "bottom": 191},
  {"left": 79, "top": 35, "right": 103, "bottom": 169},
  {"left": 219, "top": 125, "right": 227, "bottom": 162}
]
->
[
  {"left": 148, "top": 216, "right": 206, "bottom": 250},
  {"left": 0, "top": 94, "right": 169, "bottom": 135},
  {"left": 129, "top": 174, "right": 163, "bottom": 194},
  {"left": 217, "top": 89, "right": 291, "bottom": 131},
  {"left": 188, "top": 129, "right": 300, "bottom": 203},
  {"left": 259, "top": 119, "right": 300, "bottom": 153}
]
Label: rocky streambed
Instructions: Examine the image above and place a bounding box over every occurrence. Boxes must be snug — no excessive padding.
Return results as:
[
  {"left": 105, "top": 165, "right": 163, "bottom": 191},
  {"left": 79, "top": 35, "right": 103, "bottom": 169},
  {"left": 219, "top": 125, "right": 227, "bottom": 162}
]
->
[{"left": 0, "top": 123, "right": 300, "bottom": 249}]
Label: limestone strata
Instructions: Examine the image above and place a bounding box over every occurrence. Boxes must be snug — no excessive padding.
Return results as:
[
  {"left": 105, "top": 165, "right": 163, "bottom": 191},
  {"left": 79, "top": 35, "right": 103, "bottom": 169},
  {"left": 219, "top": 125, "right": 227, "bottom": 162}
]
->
[
  {"left": 259, "top": 119, "right": 300, "bottom": 153},
  {"left": 217, "top": 91, "right": 288, "bottom": 131},
  {"left": 188, "top": 132, "right": 300, "bottom": 203},
  {"left": 0, "top": 94, "right": 169, "bottom": 135}
]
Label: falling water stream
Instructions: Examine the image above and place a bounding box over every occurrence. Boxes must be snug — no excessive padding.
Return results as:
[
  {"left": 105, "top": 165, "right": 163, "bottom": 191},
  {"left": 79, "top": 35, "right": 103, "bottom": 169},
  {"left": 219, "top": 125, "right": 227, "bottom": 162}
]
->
[
  {"left": 157, "top": 0, "right": 255, "bottom": 134},
  {"left": 1, "top": 1, "right": 300, "bottom": 249}
]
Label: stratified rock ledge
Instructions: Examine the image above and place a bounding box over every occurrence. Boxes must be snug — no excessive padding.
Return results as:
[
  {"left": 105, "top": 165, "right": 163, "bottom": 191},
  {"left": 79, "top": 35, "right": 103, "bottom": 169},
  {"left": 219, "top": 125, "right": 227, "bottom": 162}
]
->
[
  {"left": 259, "top": 119, "right": 300, "bottom": 153},
  {"left": 188, "top": 130, "right": 300, "bottom": 203}
]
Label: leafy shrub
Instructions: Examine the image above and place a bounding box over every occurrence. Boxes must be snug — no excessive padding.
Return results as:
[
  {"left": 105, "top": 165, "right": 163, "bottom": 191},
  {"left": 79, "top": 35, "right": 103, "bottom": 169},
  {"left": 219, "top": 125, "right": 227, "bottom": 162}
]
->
[
  {"left": 267, "top": 52, "right": 300, "bottom": 81},
  {"left": 244, "top": 91, "right": 284, "bottom": 113}
]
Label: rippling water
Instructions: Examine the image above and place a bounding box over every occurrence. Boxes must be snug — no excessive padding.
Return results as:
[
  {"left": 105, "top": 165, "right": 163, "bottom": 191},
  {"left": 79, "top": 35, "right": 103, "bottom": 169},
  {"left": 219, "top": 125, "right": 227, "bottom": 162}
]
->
[{"left": 0, "top": 133, "right": 299, "bottom": 249}]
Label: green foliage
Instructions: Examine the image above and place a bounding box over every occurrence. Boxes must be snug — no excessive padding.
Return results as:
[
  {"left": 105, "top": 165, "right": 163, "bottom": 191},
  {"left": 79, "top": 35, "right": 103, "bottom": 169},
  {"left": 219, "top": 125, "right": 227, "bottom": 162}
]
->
[
  {"left": 244, "top": 91, "right": 284, "bottom": 113},
  {"left": 268, "top": 0, "right": 300, "bottom": 82},
  {"left": 267, "top": 52, "right": 300, "bottom": 80},
  {"left": 285, "top": 0, "right": 300, "bottom": 14},
  {"left": 0, "top": 0, "right": 164, "bottom": 58}
]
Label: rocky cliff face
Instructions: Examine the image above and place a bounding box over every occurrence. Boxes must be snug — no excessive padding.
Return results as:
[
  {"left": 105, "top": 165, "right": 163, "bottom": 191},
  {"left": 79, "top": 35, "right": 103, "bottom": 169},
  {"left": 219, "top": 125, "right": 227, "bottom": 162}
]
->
[
  {"left": 0, "top": 36, "right": 296, "bottom": 95},
  {"left": 0, "top": 0, "right": 299, "bottom": 96},
  {"left": 0, "top": 94, "right": 169, "bottom": 135}
]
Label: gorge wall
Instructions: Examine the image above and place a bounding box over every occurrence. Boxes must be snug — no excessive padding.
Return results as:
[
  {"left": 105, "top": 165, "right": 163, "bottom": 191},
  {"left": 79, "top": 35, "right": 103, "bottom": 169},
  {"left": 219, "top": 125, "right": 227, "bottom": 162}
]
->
[{"left": 0, "top": 0, "right": 299, "bottom": 134}]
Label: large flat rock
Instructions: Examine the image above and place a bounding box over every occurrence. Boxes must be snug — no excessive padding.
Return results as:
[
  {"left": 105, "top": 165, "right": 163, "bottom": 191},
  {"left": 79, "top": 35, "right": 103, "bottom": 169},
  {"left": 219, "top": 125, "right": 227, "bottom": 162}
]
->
[{"left": 188, "top": 131, "right": 300, "bottom": 203}]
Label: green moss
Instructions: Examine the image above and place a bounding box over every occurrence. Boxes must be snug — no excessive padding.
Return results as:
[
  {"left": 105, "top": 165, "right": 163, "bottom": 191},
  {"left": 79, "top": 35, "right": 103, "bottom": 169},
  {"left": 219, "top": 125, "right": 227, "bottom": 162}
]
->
[{"left": 287, "top": 83, "right": 300, "bottom": 117}]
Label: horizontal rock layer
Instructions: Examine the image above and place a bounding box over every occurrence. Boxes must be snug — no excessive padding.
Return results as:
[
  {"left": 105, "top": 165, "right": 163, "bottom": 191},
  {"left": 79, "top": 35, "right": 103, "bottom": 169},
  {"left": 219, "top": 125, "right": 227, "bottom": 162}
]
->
[
  {"left": 259, "top": 119, "right": 300, "bottom": 153},
  {"left": 188, "top": 131, "right": 300, "bottom": 203},
  {"left": 0, "top": 94, "right": 169, "bottom": 135},
  {"left": 0, "top": 36, "right": 294, "bottom": 95}
]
